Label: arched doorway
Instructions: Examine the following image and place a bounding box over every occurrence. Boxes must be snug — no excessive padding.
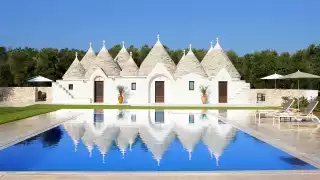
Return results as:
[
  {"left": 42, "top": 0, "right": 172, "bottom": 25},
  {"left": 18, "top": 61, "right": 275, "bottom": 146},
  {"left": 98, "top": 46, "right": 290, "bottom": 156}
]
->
[
  {"left": 94, "top": 76, "right": 104, "bottom": 103},
  {"left": 148, "top": 74, "right": 171, "bottom": 104}
]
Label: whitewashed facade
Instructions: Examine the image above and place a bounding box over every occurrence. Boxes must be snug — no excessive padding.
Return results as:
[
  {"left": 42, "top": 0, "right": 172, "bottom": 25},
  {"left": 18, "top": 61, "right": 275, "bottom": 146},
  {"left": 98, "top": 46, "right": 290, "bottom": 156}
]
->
[{"left": 52, "top": 35, "right": 253, "bottom": 105}]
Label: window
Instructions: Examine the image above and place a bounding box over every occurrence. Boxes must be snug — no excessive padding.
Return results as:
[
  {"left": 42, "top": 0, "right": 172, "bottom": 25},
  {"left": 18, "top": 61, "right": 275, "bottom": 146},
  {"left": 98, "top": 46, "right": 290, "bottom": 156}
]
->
[
  {"left": 189, "top": 81, "right": 194, "bottom": 90},
  {"left": 131, "top": 114, "right": 136, "bottom": 122},
  {"left": 257, "top": 93, "right": 266, "bottom": 102},
  {"left": 68, "top": 84, "right": 73, "bottom": 90},
  {"left": 131, "top": 82, "right": 136, "bottom": 90},
  {"left": 155, "top": 111, "right": 164, "bottom": 124},
  {"left": 189, "top": 114, "right": 194, "bottom": 124}
]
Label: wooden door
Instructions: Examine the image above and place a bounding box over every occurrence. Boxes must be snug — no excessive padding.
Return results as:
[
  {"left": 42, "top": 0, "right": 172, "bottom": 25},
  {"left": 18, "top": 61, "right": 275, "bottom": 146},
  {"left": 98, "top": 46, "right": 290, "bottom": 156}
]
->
[
  {"left": 219, "top": 81, "right": 228, "bottom": 103},
  {"left": 94, "top": 81, "right": 104, "bottom": 103},
  {"left": 155, "top": 81, "right": 164, "bottom": 103}
]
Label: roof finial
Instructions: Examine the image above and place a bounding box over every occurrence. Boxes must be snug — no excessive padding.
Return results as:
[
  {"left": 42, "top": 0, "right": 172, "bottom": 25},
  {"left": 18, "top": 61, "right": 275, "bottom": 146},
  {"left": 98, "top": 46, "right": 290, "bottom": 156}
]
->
[
  {"left": 75, "top": 52, "right": 78, "bottom": 59},
  {"left": 122, "top": 41, "right": 125, "bottom": 48},
  {"left": 89, "top": 42, "right": 92, "bottom": 48},
  {"left": 102, "top": 40, "right": 105, "bottom": 47},
  {"left": 189, "top": 44, "right": 192, "bottom": 50},
  {"left": 183, "top": 49, "right": 186, "bottom": 56},
  {"left": 157, "top": 33, "right": 160, "bottom": 41},
  {"left": 213, "top": 37, "right": 222, "bottom": 50},
  {"left": 102, "top": 153, "right": 105, "bottom": 164},
  {"left": 130, "top": 52, "right": 132, "bottom": 57},
  {"left": 210, "top": 41, "right": 213, "bottom": 48},
  {"left": 188, "top": 150, "right": 192, "bottom": 160}
]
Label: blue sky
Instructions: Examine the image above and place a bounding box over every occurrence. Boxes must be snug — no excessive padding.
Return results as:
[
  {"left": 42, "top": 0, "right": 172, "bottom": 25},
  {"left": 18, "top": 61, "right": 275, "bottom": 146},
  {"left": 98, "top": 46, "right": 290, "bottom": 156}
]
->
[{"left": 1, "top": 0, "right": 319, "bottom": 55}]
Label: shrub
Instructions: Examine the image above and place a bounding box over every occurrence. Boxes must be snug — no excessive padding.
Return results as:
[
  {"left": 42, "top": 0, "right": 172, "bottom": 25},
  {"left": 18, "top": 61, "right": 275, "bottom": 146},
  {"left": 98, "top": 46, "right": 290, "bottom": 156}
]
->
[
  {"left": 281, "top": 96, "right": 312, "bottom": 109},
  {"left": 281, "top": 96, "right": 309, "bottom": 109}
]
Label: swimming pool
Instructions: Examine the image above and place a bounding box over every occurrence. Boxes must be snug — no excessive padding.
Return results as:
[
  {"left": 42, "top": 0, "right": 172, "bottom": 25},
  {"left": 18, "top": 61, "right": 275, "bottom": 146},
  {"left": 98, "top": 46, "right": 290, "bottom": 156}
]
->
[{"left": 0, "top": 109, "right": 317, "bottom": 171}]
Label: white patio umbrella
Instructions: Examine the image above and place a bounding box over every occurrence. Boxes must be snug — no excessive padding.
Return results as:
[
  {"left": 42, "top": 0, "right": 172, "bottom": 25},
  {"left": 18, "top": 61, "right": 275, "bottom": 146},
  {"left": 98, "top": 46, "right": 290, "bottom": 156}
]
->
[
  {"left": 27, "top": 75, "right": 52, "bottom": 82},
  {"left": 261, "top": 73, "right": 283, "bottom": 89},
  {"left": 279, "top": 70, "right": 320, "bottom": 110}
]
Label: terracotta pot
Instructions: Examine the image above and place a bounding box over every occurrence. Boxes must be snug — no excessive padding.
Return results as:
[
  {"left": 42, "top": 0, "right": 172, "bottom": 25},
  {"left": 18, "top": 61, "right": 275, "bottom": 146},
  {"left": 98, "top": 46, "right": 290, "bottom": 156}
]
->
[
  {"left": 201, "top": 94, "right": 207, "bottom": 104},
  {"left": 118, "top": 93, "right": 124, "bottom": 104}
]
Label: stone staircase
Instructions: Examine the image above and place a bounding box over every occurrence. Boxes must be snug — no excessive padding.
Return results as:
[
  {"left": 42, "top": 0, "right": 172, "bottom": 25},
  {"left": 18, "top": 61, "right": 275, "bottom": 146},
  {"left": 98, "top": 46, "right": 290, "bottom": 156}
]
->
[
  {"left": 229, "top": 82, "right": 250, "bottom": 102},
  {"left": 54, "top": 82, "right": 74, "bottom": 99}
]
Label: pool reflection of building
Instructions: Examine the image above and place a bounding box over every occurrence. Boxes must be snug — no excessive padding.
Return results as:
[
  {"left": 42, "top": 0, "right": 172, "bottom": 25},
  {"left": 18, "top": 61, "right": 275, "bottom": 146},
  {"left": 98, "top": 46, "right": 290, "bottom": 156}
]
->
[{"left": 63, "top": 109, "right": 236, "bottom": 166}]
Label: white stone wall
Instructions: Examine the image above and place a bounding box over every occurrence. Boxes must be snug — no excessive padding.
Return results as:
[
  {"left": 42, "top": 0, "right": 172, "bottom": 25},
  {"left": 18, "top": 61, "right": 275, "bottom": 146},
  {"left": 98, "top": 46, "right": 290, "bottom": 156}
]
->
[
  {"left": 114, "top": 77, "right": 148, "bottom": 104},
  {"left": 173, "top": 73, "right": 210, "bottom": 104},
  {"left": 248, "top": 89, "right": 318, "bottom": 106},
  {"left": 0, "top": 87, "right": 52, "bottom": 107},
  {"left": 52, "top": 63, "right": 318, "bottom": 106},
  {"left": 51, "top": 65, "right": 253, "bottom": 105}
]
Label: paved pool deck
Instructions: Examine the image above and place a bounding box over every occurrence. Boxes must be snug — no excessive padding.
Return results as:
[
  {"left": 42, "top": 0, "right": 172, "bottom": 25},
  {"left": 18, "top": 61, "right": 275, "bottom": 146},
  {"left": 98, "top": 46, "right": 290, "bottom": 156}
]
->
[
  {"left": 0, "top": 109, "right": 319, "bottom": 179},
  {"left": 0, "top": 109, "right": 83, "bottom": 150},
  {"left": 0, "top": 171, "right": 320, "bottom": 180}
]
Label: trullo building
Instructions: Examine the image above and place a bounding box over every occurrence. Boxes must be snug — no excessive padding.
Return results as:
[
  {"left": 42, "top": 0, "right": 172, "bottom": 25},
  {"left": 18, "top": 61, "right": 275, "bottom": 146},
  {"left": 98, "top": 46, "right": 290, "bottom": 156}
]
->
[{"left": 52, "top": 35, "right": 251, "bottom": 105}]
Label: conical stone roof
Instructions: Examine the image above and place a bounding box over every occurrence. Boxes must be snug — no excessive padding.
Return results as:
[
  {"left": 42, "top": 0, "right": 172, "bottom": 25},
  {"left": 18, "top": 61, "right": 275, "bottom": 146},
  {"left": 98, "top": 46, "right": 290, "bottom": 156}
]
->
[
  {"left": 63, "top": 119, "right": 85, "bottom": 142},
  {"left": 201, "top": 38, "right": 240, "bottom": 78},
  {"left": 85, "top": 41, "right": 121, "bottom": 78},
  {"left": 80, "top": 43, "right": 96, "bottom": 70},
  {"left": 139, "top": 35, "right": 176, "bottom": 76},
  {"left": 202, "top": 123, "right": 236, "bottom": 165},
  {"left": 120, "top": 52, "right": 139, "bottom": 76},
  {"left": 175, "top": 123, "right": 204, "bottom": 153},
  {"left": 114, "top": 41, "right": 130, "bottom": 70},
  {"left": 175, "top": 45, "right": 207, "bottom": 77},
  {"left": 63, "top": 52, "right": 86, "bottom": 80},
  {"left": 95, "top": 126, "right": 120, "bottom": 155}
]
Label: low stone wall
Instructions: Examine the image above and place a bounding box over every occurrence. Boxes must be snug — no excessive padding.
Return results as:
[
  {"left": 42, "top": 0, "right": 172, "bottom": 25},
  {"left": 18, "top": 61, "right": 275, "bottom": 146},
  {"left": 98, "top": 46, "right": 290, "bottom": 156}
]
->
[
  {"left": 248, "top": 89, "right": 318, "bottom": 106},
  {"left": 0, "top": 87, "right": 52, "bottom": 107}
]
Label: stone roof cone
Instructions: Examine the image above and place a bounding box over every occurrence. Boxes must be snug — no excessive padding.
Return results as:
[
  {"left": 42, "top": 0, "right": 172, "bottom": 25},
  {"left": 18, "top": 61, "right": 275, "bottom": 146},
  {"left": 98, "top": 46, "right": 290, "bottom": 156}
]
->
[
  {"left": 85, "top": 40, "right": 121, "bottom": 78},
  {"left": 175, "top": 44, "right": 208, "bottom": 77},
  {"left": 174, "top": 118, "right": 206, "bottom": 160},
  {"left": 80, "top": 42, "right": 97, "bottom": 70},
  {"left": 202, "top": 123, "right": 236, "bottom": 163},
  {"left": 63, "top": 52, "right": 86, "bottom": 80},
  {"left": 63, "top": 118, "right": 86, "bottom": 152},
  {"left": 114, "top": 41, "right": 131, "bottom": 70},
  {"left": 81, "top": 126, "right": 98, "bottom": 158},
  {"left": 94, "top": 126, "right": 120, "bottom": 162},
  {"left": 139, "top": 34, "right": 176, "bottom": 76},
  {"left": 120, "top": 52, "right": 139, "bottom": 76},
  {"left": 201, "top": 38, "right": 240, "bottom": 78},
  {"left": 139, "top": 124, "right": 176, "bottom": 166}
]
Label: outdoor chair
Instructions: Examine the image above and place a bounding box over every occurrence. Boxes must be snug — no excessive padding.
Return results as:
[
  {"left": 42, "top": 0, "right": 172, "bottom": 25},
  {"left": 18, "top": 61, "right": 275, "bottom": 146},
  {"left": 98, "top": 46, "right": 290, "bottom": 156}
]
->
[
  {"left": 273, "top": 100, "right": 319, "bottom": 123},
  {"left": 255, "top": 98, "right": 295, "bottom": 119}
]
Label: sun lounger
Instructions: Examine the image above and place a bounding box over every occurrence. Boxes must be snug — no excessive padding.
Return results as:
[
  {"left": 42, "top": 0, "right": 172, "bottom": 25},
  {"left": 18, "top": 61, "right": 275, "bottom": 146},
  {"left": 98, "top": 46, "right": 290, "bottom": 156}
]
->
[
  {"left": 255, "top": 98, "right": 295, "bottom": 119},
  {"left": 273, "top": 101, "right": 319, "bottom": 123}
]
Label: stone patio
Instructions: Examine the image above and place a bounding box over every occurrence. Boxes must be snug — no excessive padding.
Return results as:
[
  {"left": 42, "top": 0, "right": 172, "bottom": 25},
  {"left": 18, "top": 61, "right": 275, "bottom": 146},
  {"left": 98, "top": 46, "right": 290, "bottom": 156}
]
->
[
  {"left": 0, "top": 109, "right": 82, "bottom": 150},
  {"left": 0, "top": 171, "right": 320, "bottom": 180}
]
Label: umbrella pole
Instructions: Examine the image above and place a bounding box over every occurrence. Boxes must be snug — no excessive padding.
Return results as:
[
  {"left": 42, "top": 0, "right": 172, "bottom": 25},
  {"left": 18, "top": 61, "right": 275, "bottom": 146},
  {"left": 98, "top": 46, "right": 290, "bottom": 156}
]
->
[
  {"left": 275, "top": 79, "right": 276, "bottom": 89},
  {"left": 298, "top": 79, "right": 300, "bottom": 110}
]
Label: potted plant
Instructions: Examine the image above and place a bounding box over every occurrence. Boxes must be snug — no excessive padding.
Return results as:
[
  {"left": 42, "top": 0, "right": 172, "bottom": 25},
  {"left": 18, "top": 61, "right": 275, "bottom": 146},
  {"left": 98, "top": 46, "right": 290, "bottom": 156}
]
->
[
  {"left": 199, "top": 85, "right": 208, "bottom": 104},
  {"left": 117, "top": 110, "right": 125, "bottom": 120},
  {"left": 117, "top": 85, "right": 125, "bottom": 104},
  {"left": 200, "top": 109, "right": 208, "bottom": 120}
]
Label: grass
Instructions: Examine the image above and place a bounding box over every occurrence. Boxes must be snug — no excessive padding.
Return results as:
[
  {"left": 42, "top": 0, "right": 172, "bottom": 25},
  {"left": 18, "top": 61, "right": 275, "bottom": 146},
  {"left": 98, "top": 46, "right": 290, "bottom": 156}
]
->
[{"left": 0, "top": 104, "right": 280, "bottom": 125}]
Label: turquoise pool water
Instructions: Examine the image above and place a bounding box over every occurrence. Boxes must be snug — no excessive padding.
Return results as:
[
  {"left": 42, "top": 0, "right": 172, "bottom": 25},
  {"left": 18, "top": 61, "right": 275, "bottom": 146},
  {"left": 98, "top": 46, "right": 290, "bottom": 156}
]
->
[{"left": 0, "top": 109, "right": 317, "bottom": 171}]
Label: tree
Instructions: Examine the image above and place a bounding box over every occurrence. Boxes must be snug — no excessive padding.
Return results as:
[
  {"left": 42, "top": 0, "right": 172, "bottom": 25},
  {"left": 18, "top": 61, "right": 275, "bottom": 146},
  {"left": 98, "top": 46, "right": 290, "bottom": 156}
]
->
[{"left": 1, "top": 42, "right": 320, "bottom": 91}]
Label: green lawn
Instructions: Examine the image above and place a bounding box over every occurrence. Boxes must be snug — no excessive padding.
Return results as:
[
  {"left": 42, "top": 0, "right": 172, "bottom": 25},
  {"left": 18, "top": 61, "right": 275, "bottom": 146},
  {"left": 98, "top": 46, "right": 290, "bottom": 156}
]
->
[{"left": 0, "top": 104, "right": 280, "bottom": 125}]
